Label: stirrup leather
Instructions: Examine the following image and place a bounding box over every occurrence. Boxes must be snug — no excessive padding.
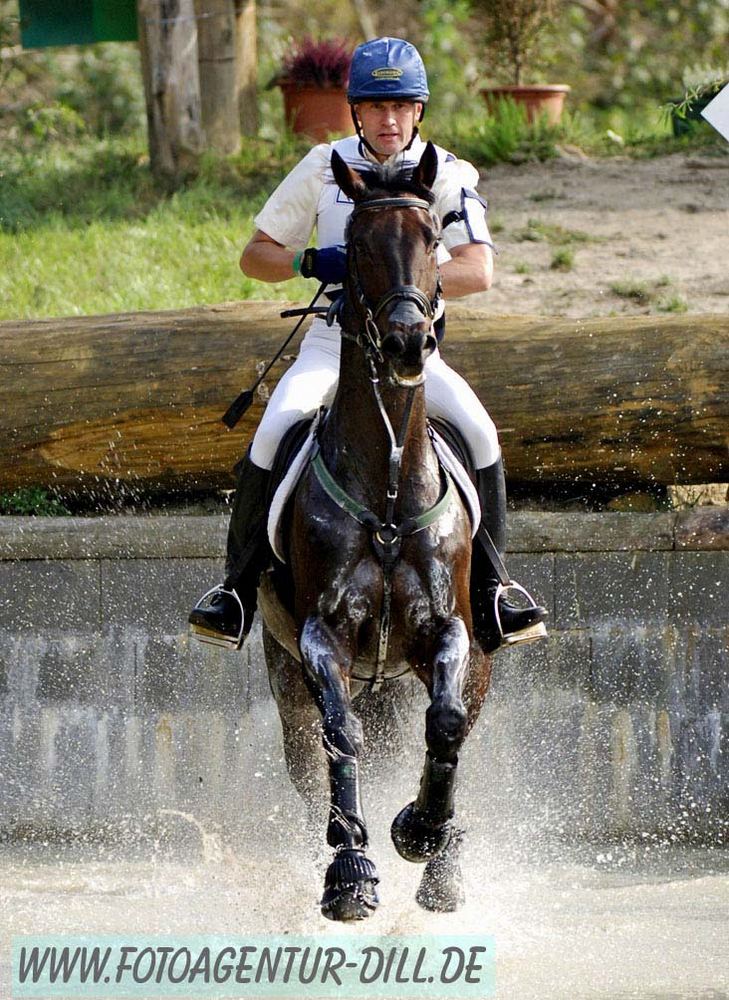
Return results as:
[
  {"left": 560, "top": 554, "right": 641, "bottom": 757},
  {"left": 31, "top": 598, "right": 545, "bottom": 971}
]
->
[
  {"left": 188, "top": 585, "right": 245, "bottom": 651},
  {"left": 494, "top": 581, "right": 548, "bottom": 646}
]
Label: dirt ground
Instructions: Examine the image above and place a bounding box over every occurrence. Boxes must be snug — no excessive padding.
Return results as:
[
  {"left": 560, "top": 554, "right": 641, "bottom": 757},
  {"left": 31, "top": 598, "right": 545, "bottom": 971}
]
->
[{"left": 467, "top": 149, "right": 729, "bottom": 317}]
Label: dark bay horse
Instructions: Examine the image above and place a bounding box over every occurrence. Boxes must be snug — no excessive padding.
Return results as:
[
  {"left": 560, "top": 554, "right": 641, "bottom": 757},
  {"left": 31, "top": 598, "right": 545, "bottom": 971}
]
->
[{"left": 257, "top": 142, "right": 493, "bottom": 921}]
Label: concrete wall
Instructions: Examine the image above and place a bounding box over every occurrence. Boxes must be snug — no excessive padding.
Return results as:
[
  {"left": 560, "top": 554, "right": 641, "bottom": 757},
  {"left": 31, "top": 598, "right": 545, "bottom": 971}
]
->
[{"left": 0, "top": 510, "right": 726, "bottom": 843}]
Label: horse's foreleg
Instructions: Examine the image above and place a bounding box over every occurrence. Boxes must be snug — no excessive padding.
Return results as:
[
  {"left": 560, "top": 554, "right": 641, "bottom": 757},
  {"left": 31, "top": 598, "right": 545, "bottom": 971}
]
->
[
  {"left": 391, "top": 616, "right": 470, "bottom": 910},
  {"left": 263, "top": 626, "right": 328, "bottom": 832},
  {"left": 299, "top": 616, "right": 380, "bottom": 921}
]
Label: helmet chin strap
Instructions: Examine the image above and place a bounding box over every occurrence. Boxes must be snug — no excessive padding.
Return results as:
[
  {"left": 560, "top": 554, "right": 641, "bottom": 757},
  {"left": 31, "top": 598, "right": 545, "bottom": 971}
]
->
[{"left": 351, "top": 107, "right": 423, "bottom": 160}]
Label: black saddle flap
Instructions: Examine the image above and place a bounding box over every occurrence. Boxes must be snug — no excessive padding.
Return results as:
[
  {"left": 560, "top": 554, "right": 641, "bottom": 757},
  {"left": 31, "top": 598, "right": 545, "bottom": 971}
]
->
[
  {"left": 267, "top": 415, "right": 319, "bottom": 506},
  {"left": 428, "top": 417, "right": 476, "bottom": 481}
]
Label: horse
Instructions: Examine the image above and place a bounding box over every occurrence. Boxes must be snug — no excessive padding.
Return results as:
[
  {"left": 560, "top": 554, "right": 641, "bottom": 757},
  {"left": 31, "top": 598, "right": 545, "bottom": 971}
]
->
[{"left": 257, "top": 141, "right": 493, "bottom": 921}]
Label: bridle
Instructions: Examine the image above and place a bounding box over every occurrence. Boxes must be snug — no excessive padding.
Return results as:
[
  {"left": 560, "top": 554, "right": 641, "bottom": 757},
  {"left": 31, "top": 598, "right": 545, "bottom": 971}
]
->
[
  {"left": 339, "top": 196, "right": 442, "bottom": 364},
  {"left": 312, "top": 191, "right": 455, "bottom": 689}
]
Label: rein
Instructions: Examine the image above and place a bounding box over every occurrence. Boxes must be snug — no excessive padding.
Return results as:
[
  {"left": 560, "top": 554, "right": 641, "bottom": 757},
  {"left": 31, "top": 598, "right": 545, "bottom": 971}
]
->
[{"left": 313, "top": 193, "right": 450, "bottom": 689}]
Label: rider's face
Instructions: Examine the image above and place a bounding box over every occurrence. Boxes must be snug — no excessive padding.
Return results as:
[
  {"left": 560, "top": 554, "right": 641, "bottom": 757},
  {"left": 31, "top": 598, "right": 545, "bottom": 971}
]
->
[{"left": 354, "top": 101, "right": 423, "bottom": 160}]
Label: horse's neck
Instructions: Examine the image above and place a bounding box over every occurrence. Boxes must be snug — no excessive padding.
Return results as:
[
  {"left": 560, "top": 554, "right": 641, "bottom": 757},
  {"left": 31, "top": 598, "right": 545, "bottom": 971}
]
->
[{"left": 322, "top": 339, "right": 440, "bottom": 514}]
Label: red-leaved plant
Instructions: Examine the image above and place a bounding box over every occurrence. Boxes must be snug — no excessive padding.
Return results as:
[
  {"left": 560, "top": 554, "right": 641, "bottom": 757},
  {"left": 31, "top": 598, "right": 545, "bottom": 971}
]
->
[{"left": 275, "top": 37, "right": 353, "bottom": 90}]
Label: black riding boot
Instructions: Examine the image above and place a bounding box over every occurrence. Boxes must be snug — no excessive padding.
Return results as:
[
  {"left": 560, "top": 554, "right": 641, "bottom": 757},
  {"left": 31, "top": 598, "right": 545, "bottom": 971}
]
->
[
  {"left": 471, "top": 457, "right": 547, "bottom": 652},
  {"left": 188, "top": 450, "right": 271, "bottom": 649}
]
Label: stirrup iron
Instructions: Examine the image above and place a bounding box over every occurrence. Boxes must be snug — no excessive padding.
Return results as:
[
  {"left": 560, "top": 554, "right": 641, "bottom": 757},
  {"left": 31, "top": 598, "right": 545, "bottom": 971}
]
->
[
  {"left": 494, "top": 581, "right": 548, "bottom": 646},
  {"left": 188, "top": 585, "right": 245, "bottom": 651}
]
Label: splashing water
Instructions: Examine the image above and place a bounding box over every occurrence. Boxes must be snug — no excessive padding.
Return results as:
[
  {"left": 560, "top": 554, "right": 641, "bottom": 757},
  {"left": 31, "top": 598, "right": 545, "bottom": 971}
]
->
[{"left": 1, "top": 699, "right": 727, "bottom": 999}]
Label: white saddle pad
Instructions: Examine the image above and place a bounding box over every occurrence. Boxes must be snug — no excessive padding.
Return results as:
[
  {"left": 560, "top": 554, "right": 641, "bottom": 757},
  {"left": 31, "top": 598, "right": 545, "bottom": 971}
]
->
[{"left": 267, "top": 415, "right": 320, "bottom": 563}]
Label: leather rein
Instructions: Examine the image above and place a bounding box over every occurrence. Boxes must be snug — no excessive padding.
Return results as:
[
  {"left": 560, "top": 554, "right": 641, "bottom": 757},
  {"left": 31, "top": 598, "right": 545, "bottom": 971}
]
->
[{"left": 311, "top": 194, "right": 454, "bottom": 688}]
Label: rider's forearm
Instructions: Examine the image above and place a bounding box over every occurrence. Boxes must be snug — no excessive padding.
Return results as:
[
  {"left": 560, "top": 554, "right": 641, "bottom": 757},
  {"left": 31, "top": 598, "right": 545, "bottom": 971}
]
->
[
  {"left": 439, "top": 253, "right": 493, "bottom": 299},
  {"left": 240, "top": 241, "right": 298, "bottom": 283}
]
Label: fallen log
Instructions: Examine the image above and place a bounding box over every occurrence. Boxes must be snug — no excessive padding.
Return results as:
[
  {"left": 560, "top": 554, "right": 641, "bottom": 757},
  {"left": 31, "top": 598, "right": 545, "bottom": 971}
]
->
[{"left": 1, "top": 304, "right": 727, "bottom": 494}]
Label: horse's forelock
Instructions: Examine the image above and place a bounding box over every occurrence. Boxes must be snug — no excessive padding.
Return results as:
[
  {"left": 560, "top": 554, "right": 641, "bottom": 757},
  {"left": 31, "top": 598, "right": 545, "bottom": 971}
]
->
[
  {"left": 362, "top": 164, "right": 435, "bottom": 205},
  {"left": 353, "top": 164, "right": 436, "bottom": 206}
]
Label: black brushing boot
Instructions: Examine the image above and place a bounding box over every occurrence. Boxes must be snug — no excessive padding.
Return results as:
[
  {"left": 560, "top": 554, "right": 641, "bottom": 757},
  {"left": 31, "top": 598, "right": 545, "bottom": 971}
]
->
[
  {"left": 188, "top": 450, "right": 271, "bottom": 649},
  {"left": 472, "top": 457, "right": 547, "bottom": 651}
]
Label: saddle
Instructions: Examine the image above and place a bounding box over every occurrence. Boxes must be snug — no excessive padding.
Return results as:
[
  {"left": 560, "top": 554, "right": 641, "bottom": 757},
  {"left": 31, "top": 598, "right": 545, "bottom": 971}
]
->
[{"left": 266, "top": 411, "right": 480, "bottom": 565}]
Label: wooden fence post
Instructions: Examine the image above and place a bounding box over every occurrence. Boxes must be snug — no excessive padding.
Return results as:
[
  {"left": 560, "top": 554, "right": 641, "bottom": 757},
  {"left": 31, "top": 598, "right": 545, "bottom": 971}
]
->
[
  {"left": 136, "top": 0, "right": 206, "bottom": 183},
  {"left": 195, "top": 0, "right": 241, "bottom": 153},
  {"left": 234, "top": 0, "right": 258, "bottom": 137}
]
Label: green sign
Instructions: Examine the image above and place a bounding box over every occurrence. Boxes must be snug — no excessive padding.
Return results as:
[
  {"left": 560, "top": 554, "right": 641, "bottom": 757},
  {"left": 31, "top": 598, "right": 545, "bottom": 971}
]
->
[{"left": 19, "top": 0, "right": 138, "bottom": 49}]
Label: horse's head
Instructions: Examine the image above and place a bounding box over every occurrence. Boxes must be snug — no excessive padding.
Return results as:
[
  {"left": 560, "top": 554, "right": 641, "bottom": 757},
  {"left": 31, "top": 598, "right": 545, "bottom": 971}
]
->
[{"left": 331, "top": 142, "right": 442, "bottom": 385}]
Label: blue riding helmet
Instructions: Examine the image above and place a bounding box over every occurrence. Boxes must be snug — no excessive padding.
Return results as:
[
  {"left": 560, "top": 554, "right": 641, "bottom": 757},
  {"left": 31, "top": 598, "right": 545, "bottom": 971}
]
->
[{"left": 347, "top": 37, "right": 430, "bottom": 105}]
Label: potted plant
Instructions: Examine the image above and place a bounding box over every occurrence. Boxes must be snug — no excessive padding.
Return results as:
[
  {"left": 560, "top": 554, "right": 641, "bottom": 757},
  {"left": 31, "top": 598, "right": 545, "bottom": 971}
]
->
[
  {"left": 272, "top": 37, "right": 354, "bottom": 142},
  {"left": 473, "top": 0, "right": 570, "bottom": 124},
  {"left": 668, "top": 66, "right": 729, "bottom": 137}
]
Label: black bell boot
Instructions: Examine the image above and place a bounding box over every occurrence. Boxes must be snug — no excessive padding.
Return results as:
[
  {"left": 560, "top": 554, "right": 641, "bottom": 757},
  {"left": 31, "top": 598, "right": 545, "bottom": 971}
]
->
[
  {"left": 188, "top": 450, "right": 271, "bottom": 650},
  {"left": 472, "top": 457, "right": 548, "bottom": 651}
]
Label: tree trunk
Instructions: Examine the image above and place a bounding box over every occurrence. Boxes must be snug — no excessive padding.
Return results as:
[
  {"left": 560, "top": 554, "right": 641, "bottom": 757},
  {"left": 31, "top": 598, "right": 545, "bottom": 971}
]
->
[
  {"left": 1, "top": 306, "right": 727, "bottom": 496},
  {"left": 234, "top": 0, "right": 258, "bottom": 137},
  {"left": 350, "top": 0, "right": 378, "bottom": 39},
  {"left": 195, "top": 0, "right": 241, "bottom": 154},
  {"left": 136, "top": 0, "right": 205, "bottom": 183}
]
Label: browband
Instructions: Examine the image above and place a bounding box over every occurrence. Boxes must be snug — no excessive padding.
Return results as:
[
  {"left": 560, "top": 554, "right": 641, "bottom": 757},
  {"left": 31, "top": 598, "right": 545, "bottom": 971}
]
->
[{"left": 351, "top": 197, "right": 433, "bottom": 216}]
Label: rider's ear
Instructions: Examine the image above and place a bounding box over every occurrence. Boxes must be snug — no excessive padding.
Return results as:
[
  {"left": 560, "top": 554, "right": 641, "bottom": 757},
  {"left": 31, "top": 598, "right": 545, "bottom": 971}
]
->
[
  {"left": 331, "top": 150, "right": 367, "bottom": 202},
  {"left": 412, "top": 141, "right": 438, "bottom": 191}
]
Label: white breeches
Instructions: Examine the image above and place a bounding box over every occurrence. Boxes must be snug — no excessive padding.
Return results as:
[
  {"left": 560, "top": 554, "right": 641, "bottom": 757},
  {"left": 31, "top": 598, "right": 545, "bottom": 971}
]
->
[{"left": 249, "top": 319, "right": 500, "bottom": 471}]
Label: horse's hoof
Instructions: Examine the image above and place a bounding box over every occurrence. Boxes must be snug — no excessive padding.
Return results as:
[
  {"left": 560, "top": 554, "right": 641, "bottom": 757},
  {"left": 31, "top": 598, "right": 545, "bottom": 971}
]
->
[
  {"left": 320, "top": 849, "right": 380, "bottom": 922},
  {"left": 416, "top": 828, "right": 465, "bottom": 912},
  {"left": 390, "top": 802, "right": 451, "bottom": 863}
]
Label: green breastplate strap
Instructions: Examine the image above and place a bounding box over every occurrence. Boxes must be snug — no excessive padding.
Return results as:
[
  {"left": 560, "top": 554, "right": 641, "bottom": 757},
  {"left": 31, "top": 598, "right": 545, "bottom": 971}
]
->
[{"left": 311, "top": 448, "right": 455, "bottom": 543}]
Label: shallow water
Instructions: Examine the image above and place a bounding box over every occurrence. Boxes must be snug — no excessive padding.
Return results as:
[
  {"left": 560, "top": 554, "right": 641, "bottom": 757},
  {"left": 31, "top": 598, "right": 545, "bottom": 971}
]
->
[
  {"left": 2, "top": 700, "right": 728, "bottom": 1000},
  {"left": 2, "top": 812, "right": 728, "bottom": 998}
]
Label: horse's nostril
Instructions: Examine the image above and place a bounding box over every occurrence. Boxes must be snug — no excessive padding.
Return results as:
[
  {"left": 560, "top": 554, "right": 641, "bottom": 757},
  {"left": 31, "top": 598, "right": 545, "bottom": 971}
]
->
[
  {"left": 424, "top": 333, "right": 437, "bottom": 354},
  {"left": 381, "top": 334, "right": 405, "bottom": 356}
]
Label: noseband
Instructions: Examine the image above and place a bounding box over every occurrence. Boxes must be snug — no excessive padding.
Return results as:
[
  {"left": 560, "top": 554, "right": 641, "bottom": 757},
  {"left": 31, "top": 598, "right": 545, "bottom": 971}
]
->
[{"left": 342, "top": 196, "right": 442, "bottom": 362}]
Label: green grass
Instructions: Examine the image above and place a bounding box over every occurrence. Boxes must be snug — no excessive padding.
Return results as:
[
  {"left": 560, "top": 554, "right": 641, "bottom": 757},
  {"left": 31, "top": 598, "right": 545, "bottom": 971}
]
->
[
  {"left": 0, "top": 134, "right": 312, "bottom": 319},
  {"left": 550, "top": 248, "right": 575, "bottom": 271},
  {"left": 441, "top": 98, "right": 565, "bottom": 166},
  {"left": 608, "top": 276, "right": 687, "bottom": 311},
  {"left": 610, "top": 280, "right": 653, "bottom": 305},
  {"left": 657, "top": 294, "right": 688, "bottom": 313},
  {"left": 515, "top": 218, "right": 594, "bottom": 245},
  {"left": 0, "top": 117, "right": 724, "bottom": 321}
]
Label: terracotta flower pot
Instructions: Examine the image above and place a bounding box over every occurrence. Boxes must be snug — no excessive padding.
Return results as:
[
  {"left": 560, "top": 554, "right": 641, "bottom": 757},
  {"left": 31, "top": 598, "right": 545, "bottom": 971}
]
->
[
  {"left": 481, "top": 84, "right": 571, "bottom": 125},
  {"left": 279, "top": 83, "right": 352, "bottom": 142}
]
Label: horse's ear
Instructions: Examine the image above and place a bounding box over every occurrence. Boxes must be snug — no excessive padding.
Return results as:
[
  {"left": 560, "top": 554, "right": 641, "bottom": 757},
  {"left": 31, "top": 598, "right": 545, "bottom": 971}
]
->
[
  {"left": 331, "top": 149, "right": 367, "bottom": 202},
  {"left": 412, "top": 141, "right": 438, "bottom": 191}
]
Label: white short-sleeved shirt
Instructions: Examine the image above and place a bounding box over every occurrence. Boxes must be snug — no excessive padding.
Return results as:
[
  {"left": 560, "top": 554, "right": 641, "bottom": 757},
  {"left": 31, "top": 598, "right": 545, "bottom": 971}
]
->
[{"left": 253, "top": 133, "right": 494, "bottom": 261}]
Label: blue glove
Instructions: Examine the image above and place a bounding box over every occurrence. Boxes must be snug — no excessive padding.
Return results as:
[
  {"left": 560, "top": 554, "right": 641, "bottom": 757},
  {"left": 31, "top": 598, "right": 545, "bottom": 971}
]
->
[{"left": 298, "top": 245, "right": 347, "bottom": 284}]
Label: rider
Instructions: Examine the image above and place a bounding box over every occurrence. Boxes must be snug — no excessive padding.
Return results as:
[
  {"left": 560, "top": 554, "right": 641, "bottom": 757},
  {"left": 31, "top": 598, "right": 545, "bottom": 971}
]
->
[{"left": 189, "top": 36, "right": 547, "bottom": 652}]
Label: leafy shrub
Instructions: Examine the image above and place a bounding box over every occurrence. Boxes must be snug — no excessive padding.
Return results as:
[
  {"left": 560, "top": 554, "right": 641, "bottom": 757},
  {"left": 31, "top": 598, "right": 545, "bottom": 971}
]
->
[
  {"left": 0, "top": 488, "right": 70, "bottom": 516},
  {"left": 274, "top": 37, "right": 353, "bottom": 89},
  {"left": 24, "top": 102, "right": 86, "bottom": 142},
  {"left": 445, "top": 97, "right": 563, "bottom": 165}
]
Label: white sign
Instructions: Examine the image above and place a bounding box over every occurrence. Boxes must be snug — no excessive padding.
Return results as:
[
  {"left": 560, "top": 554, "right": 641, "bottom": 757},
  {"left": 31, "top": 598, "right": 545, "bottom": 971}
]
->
[{"left": 701, "top": 82, "right": 729, "bottom": 143}]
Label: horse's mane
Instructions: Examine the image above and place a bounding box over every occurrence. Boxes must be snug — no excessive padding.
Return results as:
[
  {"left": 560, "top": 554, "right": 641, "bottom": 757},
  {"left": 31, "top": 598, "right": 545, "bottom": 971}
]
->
[{"left": 338, "top": 162, "right": 436, "bottom": 206}]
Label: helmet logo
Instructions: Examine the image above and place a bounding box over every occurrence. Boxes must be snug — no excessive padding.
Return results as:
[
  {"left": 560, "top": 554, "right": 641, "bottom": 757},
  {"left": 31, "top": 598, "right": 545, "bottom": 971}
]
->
[{"left": 371, "top": 68, "right": 403, "bottom": 79}]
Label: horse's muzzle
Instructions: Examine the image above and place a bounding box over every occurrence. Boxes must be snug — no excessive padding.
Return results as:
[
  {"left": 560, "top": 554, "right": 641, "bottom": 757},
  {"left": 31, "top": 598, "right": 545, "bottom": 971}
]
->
[{"left": 381, "top": 301, "right": 437, "bottom": 377}]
